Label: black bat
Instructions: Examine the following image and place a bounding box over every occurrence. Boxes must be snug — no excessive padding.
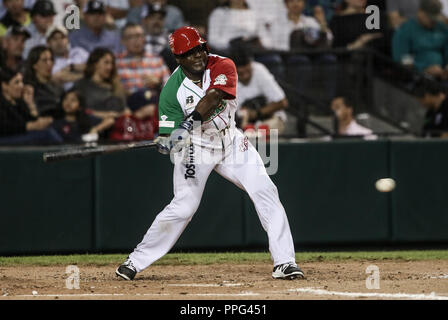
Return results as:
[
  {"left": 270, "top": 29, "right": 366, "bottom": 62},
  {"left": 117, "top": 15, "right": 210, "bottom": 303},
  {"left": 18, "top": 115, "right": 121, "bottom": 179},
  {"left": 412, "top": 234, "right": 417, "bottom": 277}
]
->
[{"left": 43, "top": 140, "right": 158, "bottom": 163}]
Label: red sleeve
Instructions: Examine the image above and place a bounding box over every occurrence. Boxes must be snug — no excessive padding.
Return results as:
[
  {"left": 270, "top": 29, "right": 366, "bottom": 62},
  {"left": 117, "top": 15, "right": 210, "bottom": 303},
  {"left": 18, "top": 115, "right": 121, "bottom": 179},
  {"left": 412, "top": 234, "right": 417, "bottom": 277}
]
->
[{"left": 207, "top": 58, "right": 237, "bottom": 100}]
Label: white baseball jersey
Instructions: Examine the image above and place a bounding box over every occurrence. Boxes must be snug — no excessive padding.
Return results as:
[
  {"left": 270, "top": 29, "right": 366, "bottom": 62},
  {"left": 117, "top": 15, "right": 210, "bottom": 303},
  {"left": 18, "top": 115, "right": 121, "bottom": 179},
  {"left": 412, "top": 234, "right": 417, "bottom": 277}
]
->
[{"left": 158, "top": 54, "right": 238, "bottom": 150}]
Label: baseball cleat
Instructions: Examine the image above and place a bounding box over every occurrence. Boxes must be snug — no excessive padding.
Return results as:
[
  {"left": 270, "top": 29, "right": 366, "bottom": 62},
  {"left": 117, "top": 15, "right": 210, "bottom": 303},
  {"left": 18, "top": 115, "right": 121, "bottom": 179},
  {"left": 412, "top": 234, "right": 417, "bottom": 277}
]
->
[
  {"left": 272, "top": 263, "right": 305, "bottom": 280},
  {"left": 116, "top": 258, "right": 137, "bottom": 281}
]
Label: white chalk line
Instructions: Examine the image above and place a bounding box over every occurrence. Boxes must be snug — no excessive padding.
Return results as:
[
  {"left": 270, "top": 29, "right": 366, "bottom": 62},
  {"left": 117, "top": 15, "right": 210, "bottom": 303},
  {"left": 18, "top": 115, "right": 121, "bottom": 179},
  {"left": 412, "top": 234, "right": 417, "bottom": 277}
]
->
[
  {"left": 167, "top": 283, "right": 244, "bottom": 287},
  {"left": 7, "top": 284, "right": 448, "bottom": 300},
  {"left": 290, "top": 288, "right": 448, "bottom": 300}
]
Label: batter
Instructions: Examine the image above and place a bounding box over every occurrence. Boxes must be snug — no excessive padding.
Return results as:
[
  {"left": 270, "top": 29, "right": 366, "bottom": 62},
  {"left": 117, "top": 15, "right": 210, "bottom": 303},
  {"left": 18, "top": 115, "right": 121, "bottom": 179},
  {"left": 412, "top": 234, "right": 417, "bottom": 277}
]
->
[{"left": 116, "top": 27, "right": 304, "bottom": 281}]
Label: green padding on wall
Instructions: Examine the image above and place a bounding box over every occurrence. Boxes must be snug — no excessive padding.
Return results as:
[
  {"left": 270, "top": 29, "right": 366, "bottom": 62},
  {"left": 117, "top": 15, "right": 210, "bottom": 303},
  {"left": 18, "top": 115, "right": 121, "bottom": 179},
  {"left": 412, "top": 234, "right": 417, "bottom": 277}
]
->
[
  {"left": 0, "top": 151, "right": 93, "bottom": 254},
  {"left": 244, "top": 141, "right": 390, "bottom": 245},
  {"left": 390, "top": 140, "right": 448, "bottom": 241},
  {"left": 95, "top": 150, "right": 244, "bottom": 252}
]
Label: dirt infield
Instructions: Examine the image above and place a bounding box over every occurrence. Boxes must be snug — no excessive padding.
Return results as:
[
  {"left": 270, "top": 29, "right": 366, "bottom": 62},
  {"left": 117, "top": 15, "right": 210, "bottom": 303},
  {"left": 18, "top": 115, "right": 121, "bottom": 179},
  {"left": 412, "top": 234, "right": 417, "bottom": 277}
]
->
[{"left": 1, "top": 260, "right": 448, "bottom": 300}]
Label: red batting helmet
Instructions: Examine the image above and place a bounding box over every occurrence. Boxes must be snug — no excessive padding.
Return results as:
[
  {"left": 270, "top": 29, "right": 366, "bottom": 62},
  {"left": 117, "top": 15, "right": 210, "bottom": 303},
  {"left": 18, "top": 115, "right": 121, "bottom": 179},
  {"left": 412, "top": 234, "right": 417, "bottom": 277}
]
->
[{"left": 169, "top": 26, "right": 208, "bottom": 55}]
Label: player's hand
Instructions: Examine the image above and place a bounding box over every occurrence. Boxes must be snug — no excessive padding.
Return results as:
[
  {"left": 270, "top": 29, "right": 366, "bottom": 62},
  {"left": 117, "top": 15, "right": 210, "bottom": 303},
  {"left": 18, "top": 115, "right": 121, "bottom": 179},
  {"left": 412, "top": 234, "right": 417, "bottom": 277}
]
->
[
  {"left": 170, "top": 121, "right": 192, "bottom": 153},
  {"left": 154, "top": 136, "right": 172, "bottom": 155}
]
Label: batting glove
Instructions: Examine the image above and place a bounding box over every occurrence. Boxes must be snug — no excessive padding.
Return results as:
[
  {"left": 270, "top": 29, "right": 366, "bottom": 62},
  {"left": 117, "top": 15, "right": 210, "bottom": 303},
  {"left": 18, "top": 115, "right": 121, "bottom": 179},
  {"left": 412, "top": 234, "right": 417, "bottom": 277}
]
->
[
  {"left": 154, "top": 136, "right": 172, "bottom": 155},
  {"left": 170, "top": 111, "right": 202, "bottom": 153}
]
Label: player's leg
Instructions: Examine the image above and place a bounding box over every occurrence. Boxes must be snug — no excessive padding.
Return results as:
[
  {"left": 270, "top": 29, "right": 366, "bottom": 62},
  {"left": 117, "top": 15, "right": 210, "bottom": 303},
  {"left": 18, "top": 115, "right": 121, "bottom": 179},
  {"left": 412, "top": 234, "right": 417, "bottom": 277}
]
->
[
  {"left": 117, "top": 145, "right": 216, "bottom": 279},
  {"left": 214, "top": 131, "right": 303, "bottom": 279}
]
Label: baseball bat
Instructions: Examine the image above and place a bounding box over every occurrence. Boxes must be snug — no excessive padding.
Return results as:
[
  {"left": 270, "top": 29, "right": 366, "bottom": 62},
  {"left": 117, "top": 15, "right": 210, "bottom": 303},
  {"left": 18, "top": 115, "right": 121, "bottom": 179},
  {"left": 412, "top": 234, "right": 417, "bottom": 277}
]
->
[{"left": 43, "top": 140, "right": 157, "bottom": 163}]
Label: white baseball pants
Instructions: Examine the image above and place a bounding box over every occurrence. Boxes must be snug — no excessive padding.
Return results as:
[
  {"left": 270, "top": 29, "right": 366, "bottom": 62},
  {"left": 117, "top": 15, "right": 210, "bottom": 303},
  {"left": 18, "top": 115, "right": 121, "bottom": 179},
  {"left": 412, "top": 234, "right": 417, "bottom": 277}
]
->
[{"left": 129, "top": 130, "right": 296, "bottom": 272}]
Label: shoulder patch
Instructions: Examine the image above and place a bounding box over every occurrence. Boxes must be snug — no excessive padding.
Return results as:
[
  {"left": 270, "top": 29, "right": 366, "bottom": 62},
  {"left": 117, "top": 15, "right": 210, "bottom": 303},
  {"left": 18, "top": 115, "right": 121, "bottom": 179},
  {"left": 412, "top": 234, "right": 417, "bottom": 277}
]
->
[{"left": 214, "top": 74, "right": 228, "bottom": 86}]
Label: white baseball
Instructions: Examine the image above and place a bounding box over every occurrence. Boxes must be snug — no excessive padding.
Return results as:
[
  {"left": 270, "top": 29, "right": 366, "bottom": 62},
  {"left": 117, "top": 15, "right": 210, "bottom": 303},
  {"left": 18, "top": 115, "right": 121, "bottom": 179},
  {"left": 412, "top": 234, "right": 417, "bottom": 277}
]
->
[
  {"left": 32, "top": 290, "right": 38, "bottom": 296},
  {"left": 375, "top": 178, "right": 396, "bottom": 192}
]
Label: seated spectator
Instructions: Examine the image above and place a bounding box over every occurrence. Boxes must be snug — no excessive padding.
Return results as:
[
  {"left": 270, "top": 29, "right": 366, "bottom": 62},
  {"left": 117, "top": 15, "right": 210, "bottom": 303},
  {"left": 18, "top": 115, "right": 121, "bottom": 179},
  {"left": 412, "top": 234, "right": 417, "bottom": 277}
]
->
[
  {"left": 0, "top": 0, "right": 31, "bottom": 37},
  {"left": 116, "top": 22, "right": 170, "bottom": 96},
  {"left": 68, "top": 0, "right": 121, "bottom": 54},
  {"left": 0, "top": 68, "right": 62, "bottom": 145},
  {"left": 0, "top": 26, "right": 30, "bottom": 73},
  {"left": 416, "top": 79, "right": 448, "bottom": 138},
  {"left": 46, "top": 25, "right": 89, "bottom": 90},
  {"left": 330, "top": 95, "right": 373, "bottom": 136},
  {"left": 141, "top": 2, "right": 177, "bottom": 72},
  {"left": 387, "top": 0, "right": 420, "bottom": 30},
  {"left": 142, "top": 2, "right": 168, "bottom": 55},
  {"left": 393, "top": 0, "right": 448, "bottom": 83},
  {"left": 0, "top": 0, "right": 35, "bottom": 20},
  {"left": 24, "top": 45, "right": 64, "bottom": 117},
  {"left": 52, "top": 89, "right": 115, "bottom": 143},
  {"left": 127, "top": 0, "right": 185, "bottom": 32},
  {"left": 269, "top": 0, "right": 333, "bottom": 52},
  {"left": 304, "top": 0, "right": 344, "bottom": 23},
  {"left": 208, "top": 0, "right": 272, "bottom": 54},
  {"left": 73, "top": 47, "right": 127, "bottom": 119},
  {"left": 23, "top": 0, "right": 56, "bottom": 59},
  {"left": 330, "top": 0, "right": 390, "bottom": 53},
  {"left": 233, "top": 52, "right": 289, "bottom": 135}
]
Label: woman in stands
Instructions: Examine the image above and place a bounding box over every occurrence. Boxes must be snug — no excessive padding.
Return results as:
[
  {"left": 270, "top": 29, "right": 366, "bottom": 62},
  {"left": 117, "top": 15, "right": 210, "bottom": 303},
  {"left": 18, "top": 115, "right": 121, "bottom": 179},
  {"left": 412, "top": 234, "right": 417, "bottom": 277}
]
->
[
  {"left": 73, "top": 47, "right": 129, "bottom": 120},
  {"left": 0, "top": 68, "right": 62, "bottom": 145},
  {"left": 24, "top": 45, "right": 64, "bottom": 118}
]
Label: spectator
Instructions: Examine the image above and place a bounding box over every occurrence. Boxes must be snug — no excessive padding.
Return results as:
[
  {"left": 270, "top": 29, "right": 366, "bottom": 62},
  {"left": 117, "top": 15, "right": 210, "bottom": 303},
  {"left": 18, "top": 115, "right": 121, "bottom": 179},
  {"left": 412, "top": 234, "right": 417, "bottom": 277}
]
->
[
  {"left": 233, "top": 52, "right": 289, "bottom": 134},
  {"left": 387, "top": 0, "right": 420, "bottom": 30},
  {"left": 304, "top": 0, "right": 344, "bottom": 23},
  {"left": 392, "top": 0, "right": 448, "bottom": 82},
  {"left": 269, "top": 0, "right": 333, "bottom": 51},
  {"left": 116, "top": 22, "right": 170, "bottom": 95},
  {"left": 0, "top": 68, "right": 62, "bottom": 144},
  {"left": 127, "top": 0, "right": 185, "bottom": 32},
  {"left": 208, "top": 0, "right": 271, "bottom": 54},
  {"left": 24, "top": 45, "right": 64, "bottom": 117},
  {"left": 142, "top": 2, "right": 168, "bottom": 55},
  {"left": 0, "top": 25, "right": 30, "bottom": 73},
  {"left": 23, "top": 0, "right": 56, "bottom": 59},
  {"left": 416, "top": 79, "right": 448, "bottom": 137},
  {"left": 330, "top": 0, "right": 389, "bottom": 53},
  {"left": 52, "top": 89, "right": 115, "bottom": 142},
  {"left": 0, "top": 0, "right": 35, "bottom": 19},
  {"left": 46, "top": 25, "right": 89, "bottom": 90},
  {"left": 68, "top": 0, "right": 121, "bottom": 54},
  {"left": 141, "top": 2, "right": 177, "bottom": 72},
  {"left": 330, "top": 95, "right": 373, "bottom": 136},
  {"left": 73, "top": 47, "right": 127, "bottom": 119},
  {"left": 0, "top": 0, "right": 31, "bottom": 37}
]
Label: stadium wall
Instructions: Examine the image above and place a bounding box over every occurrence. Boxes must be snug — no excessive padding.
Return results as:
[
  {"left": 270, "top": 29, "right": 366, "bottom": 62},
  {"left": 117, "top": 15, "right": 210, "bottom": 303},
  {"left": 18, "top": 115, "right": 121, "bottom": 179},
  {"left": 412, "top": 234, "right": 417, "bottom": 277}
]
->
[{"left": 1, "top": 140, "right": 448, "bottom": 255}]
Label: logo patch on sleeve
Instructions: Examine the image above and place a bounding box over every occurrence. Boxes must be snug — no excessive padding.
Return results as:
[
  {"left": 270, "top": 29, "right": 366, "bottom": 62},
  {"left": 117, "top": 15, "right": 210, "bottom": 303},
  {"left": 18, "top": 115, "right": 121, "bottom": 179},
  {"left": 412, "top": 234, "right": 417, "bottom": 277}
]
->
[{"left": 214, "top": 74, "right": 228, "bottom": 86}]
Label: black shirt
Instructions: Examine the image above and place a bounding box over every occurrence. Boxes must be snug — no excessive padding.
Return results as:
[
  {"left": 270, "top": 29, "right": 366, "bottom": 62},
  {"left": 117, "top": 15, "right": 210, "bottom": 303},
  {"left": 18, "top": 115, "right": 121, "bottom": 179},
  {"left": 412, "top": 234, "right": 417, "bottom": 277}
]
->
[
  {"left": 330, "top": 12, "right": 390, "bottom": 54},
  {"left": 423, "top": 98, "right": 448, "bottom": 138},
  {"left": 52, "top": 115, "right": 102, "bottom": 143},
  {"left": 0, "top": 92, "right": 36, "bottom": 137}
]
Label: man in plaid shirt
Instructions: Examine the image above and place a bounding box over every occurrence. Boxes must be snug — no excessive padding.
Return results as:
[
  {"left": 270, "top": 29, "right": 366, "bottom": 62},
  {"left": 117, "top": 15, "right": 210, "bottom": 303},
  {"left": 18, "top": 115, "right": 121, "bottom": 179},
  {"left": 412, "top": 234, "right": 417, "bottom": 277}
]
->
[{"left": 116, "top": 22, "right": 170, "bottom": 95}]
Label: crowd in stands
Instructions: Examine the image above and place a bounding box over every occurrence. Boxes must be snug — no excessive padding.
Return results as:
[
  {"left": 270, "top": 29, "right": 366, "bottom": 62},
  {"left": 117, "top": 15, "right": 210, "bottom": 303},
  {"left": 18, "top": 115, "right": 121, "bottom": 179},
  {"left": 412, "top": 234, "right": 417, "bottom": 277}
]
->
[{"left": 1, "top": 0, "right": 448, "bottom": 145}]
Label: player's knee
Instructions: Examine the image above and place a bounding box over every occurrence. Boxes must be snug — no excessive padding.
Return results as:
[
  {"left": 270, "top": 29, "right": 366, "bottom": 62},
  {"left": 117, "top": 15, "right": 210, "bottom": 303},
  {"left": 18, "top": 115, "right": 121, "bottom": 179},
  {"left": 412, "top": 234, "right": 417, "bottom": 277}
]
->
[{"left": 167, "top": 198, "right": 200, "bottom": 220}]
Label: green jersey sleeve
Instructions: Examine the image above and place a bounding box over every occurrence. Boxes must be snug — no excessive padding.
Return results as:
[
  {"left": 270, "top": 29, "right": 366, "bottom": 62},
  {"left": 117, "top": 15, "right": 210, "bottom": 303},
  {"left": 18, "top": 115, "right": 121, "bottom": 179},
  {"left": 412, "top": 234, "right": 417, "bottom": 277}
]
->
[{"left": 158, "top": 69, "right": 186, "bottom": 135}]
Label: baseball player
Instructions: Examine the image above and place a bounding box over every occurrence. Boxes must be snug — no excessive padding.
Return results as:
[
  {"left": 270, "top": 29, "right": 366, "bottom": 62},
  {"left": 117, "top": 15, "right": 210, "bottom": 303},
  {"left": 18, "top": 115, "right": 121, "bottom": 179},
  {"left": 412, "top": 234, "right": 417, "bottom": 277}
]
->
[{"left": 116, "top": 26, "right": 304, "bottom": 281}]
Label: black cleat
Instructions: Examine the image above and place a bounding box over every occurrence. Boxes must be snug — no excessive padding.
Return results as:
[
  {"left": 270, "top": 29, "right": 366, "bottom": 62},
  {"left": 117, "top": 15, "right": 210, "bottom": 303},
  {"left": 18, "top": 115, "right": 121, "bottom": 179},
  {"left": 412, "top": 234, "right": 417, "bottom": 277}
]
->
[
  {"left": 272, "top": 263, "right": 305, "bottom": 280},
  {"left": 116, "top": 258, "right": 137, "bottom": 281}
]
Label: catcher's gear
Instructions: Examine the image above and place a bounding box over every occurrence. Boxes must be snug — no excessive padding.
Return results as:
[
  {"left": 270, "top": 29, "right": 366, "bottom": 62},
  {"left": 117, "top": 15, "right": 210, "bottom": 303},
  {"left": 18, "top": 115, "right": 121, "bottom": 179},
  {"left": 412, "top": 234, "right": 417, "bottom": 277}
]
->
[{"left": 169, "top": 26, "right": 209, "bottom": 56}]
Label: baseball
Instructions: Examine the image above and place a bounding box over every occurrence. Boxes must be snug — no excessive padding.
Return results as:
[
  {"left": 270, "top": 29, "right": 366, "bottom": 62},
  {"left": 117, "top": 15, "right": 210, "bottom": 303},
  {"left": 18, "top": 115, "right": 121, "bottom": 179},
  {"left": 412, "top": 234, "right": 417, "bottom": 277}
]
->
[
  {"left": 375, "top": 178, "right": 396, "bottom": 193},
  {"left": 32, "top": 290, "right": 38, "bottom": 296}
]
